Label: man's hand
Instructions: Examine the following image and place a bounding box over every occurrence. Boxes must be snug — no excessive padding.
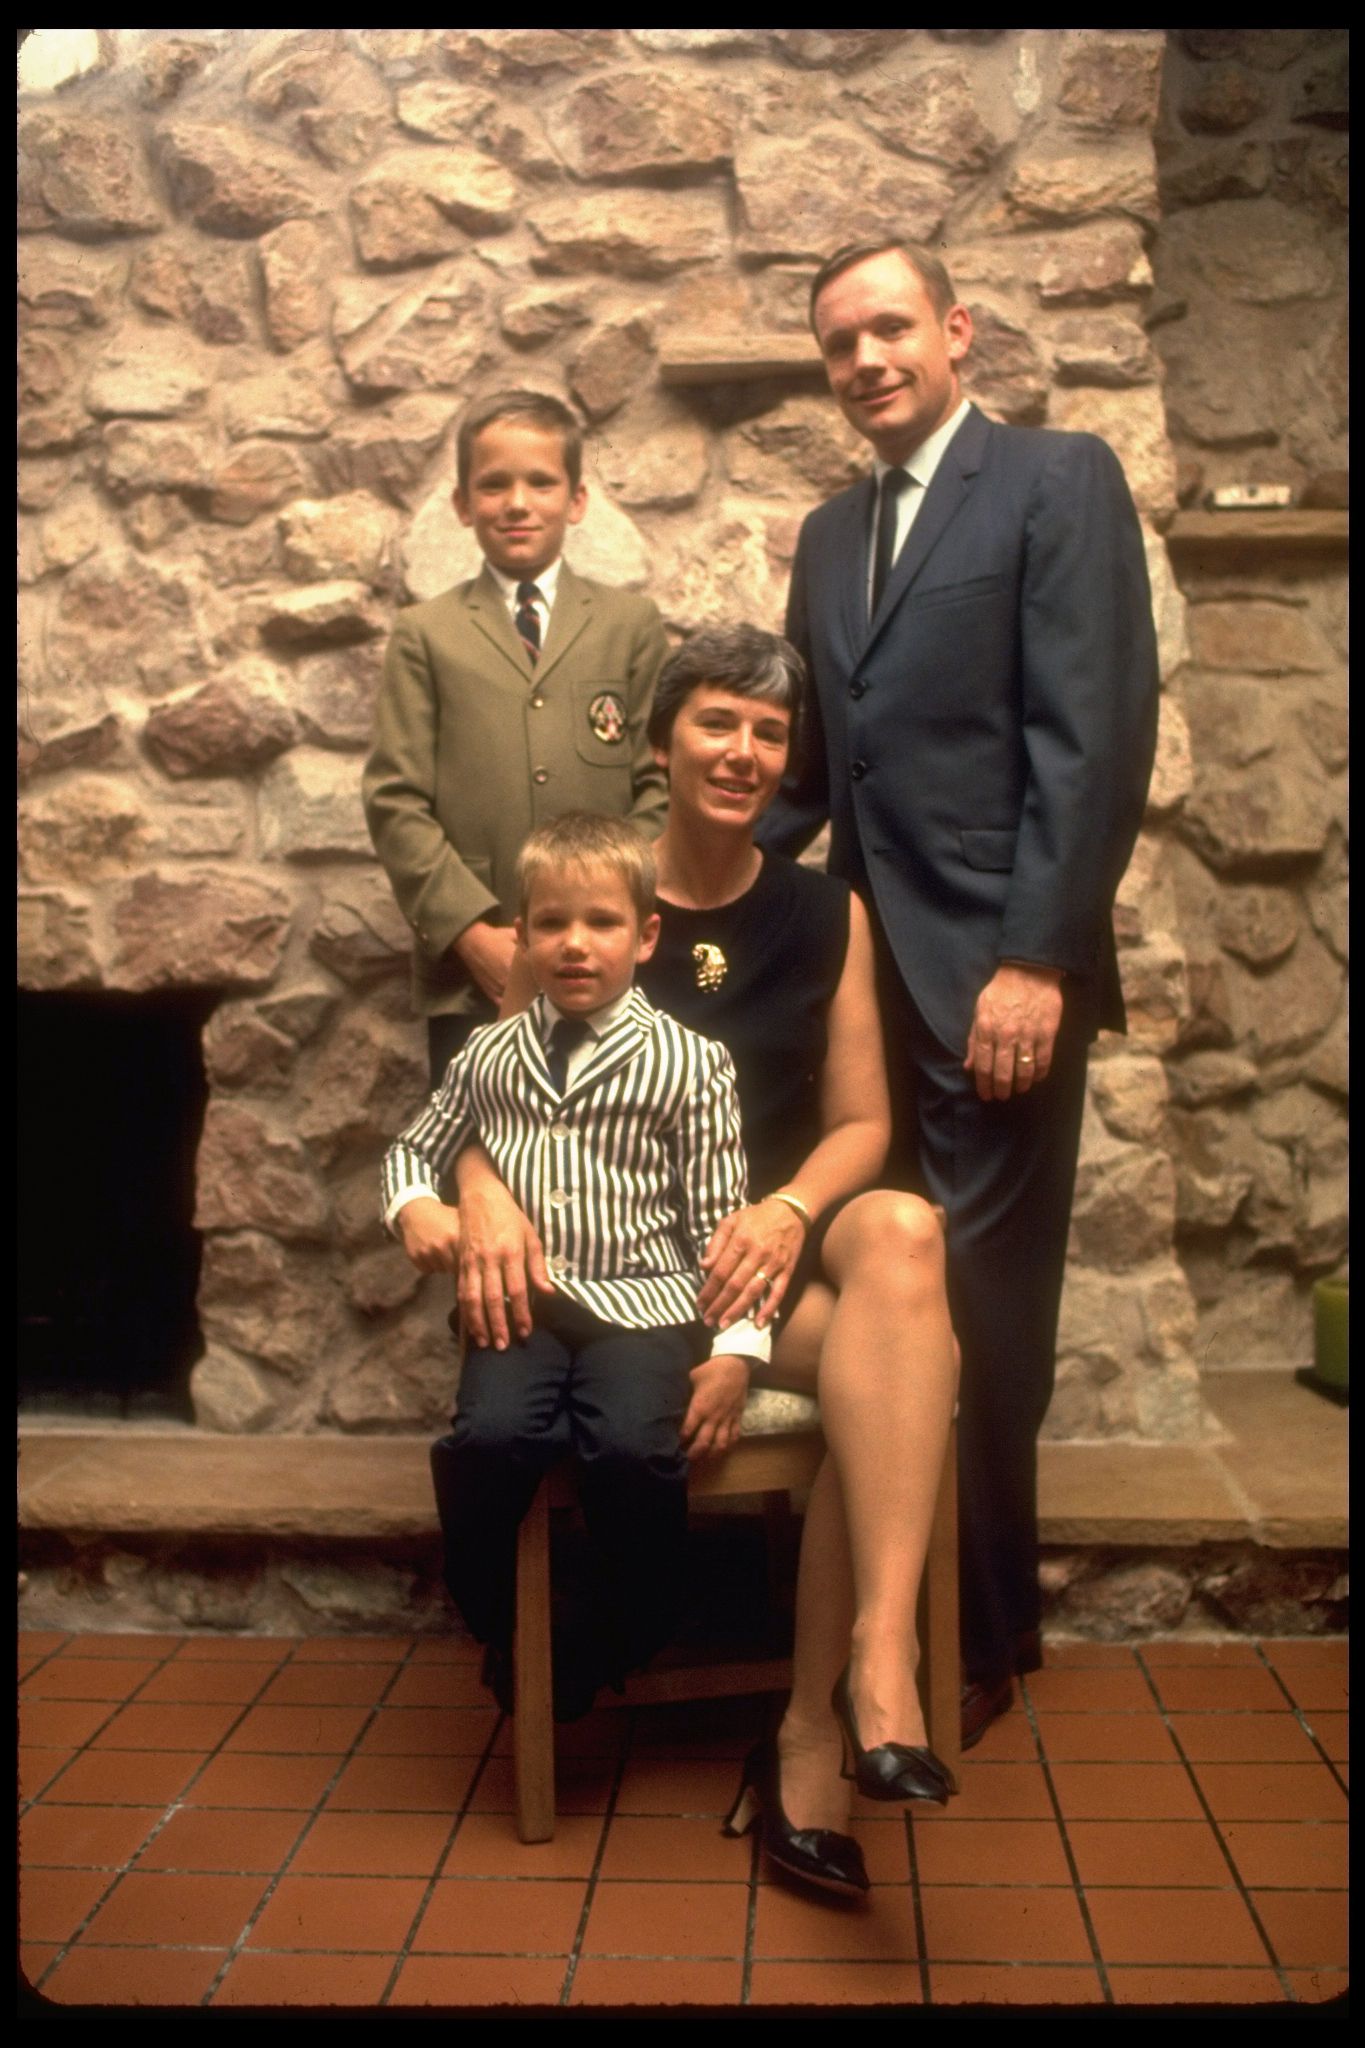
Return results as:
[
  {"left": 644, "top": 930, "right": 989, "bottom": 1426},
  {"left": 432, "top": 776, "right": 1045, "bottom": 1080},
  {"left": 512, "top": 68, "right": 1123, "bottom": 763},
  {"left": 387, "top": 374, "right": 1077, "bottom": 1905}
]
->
[
  {"left": 964, "top": 963, "right": 1064, "bottom": 1102},
  {"left": 456, "top": 1175, "right": 553, "bottom": 1351},
  {"left": 680, "top": 1354, "right": 751, "bottom": 1462},
  {"left": 397, "top": 1197, "right": 462, "bottom": 1274},
  {"left": 454, "top": 921, "right": 517, "bottom": 1005}
]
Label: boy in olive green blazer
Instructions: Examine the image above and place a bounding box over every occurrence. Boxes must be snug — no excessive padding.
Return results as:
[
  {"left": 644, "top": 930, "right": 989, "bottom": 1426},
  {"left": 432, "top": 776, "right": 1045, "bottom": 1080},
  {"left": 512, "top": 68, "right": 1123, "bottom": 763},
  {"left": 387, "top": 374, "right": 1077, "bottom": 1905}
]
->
[{"left": 364, "top": 389, "right": 669, "bottom": 1084}]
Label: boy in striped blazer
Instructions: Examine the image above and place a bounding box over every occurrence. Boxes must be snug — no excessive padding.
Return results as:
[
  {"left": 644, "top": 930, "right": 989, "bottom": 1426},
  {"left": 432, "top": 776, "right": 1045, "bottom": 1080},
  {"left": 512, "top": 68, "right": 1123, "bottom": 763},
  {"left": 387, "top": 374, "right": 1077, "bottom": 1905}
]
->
[{"left": 382, "top": 815, "right": 764, "bottom": 1718}]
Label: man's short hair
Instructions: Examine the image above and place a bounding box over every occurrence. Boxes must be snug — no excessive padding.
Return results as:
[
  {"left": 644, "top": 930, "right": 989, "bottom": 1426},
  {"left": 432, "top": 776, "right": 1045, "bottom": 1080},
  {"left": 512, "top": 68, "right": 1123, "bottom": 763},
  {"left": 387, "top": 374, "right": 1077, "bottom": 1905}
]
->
[
  {"left": 809, "top": 240, "right": 958, "bottom": 331},
  {"left": 516, "top": 812, "right": 656, "bottom": 923},
  {"left": 646, "top": 623, "right": 807, "bottom": 760},
  {"left": 456, "top": 389, "right": 584, "bottom": 492}
]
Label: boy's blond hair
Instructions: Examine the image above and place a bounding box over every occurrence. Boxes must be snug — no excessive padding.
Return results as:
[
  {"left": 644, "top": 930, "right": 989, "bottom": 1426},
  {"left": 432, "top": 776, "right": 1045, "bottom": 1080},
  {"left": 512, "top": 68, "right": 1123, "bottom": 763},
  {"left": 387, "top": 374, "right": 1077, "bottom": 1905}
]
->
[
  {"left": 456, "top": 388, "right": 583, "bottom": 492},
  {"left": 516, "top": 812, "right": 656, "bottom": 923}
]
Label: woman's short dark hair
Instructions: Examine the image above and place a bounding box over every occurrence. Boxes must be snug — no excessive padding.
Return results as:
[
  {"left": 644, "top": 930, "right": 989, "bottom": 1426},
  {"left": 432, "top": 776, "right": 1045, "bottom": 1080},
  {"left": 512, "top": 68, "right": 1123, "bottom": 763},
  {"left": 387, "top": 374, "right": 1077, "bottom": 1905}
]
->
[
  {"left": 647, "top": 624, "right": 807, "bottom": 760},
  {"left": 456, "top": 389, "right": 583, "bottom": 492}
]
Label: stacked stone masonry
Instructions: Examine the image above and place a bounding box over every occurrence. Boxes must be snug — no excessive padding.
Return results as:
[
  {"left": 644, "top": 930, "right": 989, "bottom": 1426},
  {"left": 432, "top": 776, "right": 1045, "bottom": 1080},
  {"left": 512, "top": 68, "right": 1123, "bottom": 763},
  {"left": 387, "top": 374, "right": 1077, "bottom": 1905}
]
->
[
  {"left": 18, "top": 30, "right": 1346, "bottom": 1443},
  {"left": 1149, "top": 31, "right": 1349, "bottom": 1381}
]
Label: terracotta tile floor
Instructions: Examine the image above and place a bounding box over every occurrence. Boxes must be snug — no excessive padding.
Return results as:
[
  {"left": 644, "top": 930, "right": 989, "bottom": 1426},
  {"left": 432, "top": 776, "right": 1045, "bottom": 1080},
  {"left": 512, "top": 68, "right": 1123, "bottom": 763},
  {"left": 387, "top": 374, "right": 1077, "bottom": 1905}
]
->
[{"left": 19, "top": 1631, "right": 1347, "bottom": 2009}]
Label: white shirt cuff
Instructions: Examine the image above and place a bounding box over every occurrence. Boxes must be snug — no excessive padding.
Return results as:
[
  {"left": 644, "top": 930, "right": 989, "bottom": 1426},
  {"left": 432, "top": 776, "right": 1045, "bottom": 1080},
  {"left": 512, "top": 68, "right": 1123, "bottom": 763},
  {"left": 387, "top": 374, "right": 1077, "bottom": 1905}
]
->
[
  {"left": 708, "top": 1316, "right": 771, "bottom": 1366},
  {"left": 385, "top": 1183, "right": 441, "bottom": 1236}
]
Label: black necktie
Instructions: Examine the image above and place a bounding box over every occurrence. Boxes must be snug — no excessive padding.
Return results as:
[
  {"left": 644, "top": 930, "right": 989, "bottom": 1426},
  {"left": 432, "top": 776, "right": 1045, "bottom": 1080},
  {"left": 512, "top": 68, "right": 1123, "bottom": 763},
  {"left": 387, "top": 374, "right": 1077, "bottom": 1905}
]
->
[
  {"left": 515, "top": 581, "right": 542, "bottom": 663},
  {"left": 871, "top": 466, "right": 910, "bottom": 618},
  {"left": 545, "top": 1015, "right": 591, "bottom": 1095}
]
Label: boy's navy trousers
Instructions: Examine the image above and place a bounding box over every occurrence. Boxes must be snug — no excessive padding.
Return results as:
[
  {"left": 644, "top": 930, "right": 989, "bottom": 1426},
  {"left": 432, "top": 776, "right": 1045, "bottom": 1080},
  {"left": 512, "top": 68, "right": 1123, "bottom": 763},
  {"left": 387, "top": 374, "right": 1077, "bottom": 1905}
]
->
[{"left": 429, "top": 1293, "right": 699, "bottom": 1678}]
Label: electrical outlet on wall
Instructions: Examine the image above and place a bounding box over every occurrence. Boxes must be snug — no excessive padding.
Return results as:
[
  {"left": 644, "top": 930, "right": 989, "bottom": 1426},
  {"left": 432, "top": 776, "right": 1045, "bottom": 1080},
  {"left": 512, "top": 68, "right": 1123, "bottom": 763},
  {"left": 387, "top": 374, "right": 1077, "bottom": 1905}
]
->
[{"left": 1207, "top": 484, "right": 1295, "bottom": 510}]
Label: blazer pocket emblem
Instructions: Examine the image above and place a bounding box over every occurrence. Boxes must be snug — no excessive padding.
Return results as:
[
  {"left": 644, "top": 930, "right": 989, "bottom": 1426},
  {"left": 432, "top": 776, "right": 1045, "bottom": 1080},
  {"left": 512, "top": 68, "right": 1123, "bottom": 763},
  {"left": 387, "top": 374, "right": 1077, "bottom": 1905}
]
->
[{"left": 587, "top": 690, "right": 627, "bottom": 745}]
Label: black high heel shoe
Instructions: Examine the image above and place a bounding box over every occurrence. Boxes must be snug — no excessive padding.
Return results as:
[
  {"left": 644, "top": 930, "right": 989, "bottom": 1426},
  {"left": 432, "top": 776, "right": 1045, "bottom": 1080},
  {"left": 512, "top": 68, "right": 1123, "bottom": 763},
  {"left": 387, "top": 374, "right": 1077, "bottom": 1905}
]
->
[
  {"left": 722, "top": 1738, "right": 869, "bottom": 1896},
  {"left": 831, "top": 1667, "right": 957, "bottom": 1804}
]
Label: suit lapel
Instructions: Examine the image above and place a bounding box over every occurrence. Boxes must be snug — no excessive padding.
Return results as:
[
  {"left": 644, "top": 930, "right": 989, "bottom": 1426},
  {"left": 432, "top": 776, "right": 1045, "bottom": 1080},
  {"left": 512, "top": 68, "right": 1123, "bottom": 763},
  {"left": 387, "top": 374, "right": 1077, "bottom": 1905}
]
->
[
  {"left": 860, "top": 406, "right": 991, "bottom": 661},
  {"left": 517, "top": 1002, "right": 559, "bottom": 1106},
  {"left": 464, "top": 563, "right": 535, "bottom": 682},
  {"left": 838, "top": 475, "right": 877, "bottom": 663},
  {"left": 535, "top": 561, "right": 591, "bottom": 685}
]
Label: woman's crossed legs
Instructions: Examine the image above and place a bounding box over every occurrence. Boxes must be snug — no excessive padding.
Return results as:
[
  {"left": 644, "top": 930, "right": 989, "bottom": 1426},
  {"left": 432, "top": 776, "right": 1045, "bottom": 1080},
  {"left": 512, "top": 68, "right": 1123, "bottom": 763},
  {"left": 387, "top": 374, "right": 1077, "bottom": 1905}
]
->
[{"left": 756, "top": 1189, "right": 958, "bottom": 1831}]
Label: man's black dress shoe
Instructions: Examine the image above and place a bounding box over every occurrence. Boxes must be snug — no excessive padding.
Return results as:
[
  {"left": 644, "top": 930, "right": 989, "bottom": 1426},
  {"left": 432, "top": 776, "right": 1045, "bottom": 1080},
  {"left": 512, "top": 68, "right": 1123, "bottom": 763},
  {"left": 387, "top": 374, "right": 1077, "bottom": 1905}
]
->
[
  {"left": 960, "top": 1674, "right": 1013, "bottom": 1751},
  {"left": 723, "top": 1739, "right": 870, "bottom": 1896},
  {"left": 830, "top": 1669, "right": 956, "bottom": 1803}
]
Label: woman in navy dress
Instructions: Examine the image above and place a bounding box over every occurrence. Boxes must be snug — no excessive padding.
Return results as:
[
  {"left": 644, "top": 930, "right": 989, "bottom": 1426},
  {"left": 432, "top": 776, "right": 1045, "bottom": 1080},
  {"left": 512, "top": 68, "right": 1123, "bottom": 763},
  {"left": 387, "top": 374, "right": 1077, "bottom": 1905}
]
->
[{"left": 447, "top": 626, "right": 960, "bottom": 1894}]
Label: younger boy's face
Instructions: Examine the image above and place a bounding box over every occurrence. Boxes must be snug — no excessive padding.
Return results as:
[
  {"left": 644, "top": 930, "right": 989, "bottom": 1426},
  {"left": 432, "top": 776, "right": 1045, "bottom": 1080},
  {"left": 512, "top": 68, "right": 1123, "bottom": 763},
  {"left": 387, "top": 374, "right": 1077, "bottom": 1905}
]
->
[
  {"left": 516, "top": 863, "right": 660, "bottom": 1017},
  {"left": 455, "top": 419, "right": 587, "bottom": 581}
]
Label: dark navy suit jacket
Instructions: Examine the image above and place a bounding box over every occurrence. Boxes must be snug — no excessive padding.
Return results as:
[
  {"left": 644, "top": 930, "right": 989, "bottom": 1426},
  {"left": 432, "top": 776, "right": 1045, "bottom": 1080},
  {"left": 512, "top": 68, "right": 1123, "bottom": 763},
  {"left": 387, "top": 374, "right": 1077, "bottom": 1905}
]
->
[{"left": 760, "top": 404, "right": 1160, "bottom": 1055}]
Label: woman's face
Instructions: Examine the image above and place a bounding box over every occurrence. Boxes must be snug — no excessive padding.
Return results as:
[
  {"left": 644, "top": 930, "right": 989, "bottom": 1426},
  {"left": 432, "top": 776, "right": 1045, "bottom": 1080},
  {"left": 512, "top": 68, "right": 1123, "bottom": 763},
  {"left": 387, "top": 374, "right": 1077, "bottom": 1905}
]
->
[{"left": 654, "top": 684, "right": 792, "bottom": 834}]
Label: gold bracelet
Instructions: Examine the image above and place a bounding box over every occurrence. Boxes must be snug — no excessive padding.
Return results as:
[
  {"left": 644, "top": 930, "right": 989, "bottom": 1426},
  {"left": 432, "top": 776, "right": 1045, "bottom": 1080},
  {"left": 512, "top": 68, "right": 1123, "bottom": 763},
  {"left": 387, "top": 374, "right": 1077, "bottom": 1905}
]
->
[{"left": 766, "top": 1189, "right": 813, "bottom": 1231}]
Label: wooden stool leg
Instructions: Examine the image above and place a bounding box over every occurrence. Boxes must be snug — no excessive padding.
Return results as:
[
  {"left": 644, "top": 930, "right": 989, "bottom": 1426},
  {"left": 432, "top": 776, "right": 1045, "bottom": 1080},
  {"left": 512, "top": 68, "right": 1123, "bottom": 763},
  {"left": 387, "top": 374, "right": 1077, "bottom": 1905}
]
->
[
  {"left": 513, "top": 1479, "right": 555, "bottom": 1843},
  {"left": 919, "top": 1415, "right": 962, "bottom": 1790}
]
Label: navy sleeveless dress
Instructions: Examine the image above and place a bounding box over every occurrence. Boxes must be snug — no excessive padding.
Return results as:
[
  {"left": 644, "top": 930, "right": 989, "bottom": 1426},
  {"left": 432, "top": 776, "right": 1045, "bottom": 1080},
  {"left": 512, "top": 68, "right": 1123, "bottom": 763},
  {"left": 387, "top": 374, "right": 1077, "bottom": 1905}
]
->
[{"left": 638, "top": 854, "right": 852, "bottom": 1202}]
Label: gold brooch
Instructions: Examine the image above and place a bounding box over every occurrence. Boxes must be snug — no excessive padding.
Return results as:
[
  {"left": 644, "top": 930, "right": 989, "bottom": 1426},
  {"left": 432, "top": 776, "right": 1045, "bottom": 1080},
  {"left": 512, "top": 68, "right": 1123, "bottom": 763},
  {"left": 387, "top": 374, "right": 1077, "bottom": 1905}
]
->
[{"left": 692, "top": 942, "right": 727, "bottom": 992}]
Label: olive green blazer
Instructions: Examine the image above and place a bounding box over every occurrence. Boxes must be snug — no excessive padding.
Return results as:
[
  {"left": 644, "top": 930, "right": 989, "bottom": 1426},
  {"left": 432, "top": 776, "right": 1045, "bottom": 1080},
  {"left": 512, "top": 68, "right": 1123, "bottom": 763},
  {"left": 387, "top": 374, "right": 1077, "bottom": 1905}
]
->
[{"left": 364, "top": 562, "right": 669, "bottom": 1018}]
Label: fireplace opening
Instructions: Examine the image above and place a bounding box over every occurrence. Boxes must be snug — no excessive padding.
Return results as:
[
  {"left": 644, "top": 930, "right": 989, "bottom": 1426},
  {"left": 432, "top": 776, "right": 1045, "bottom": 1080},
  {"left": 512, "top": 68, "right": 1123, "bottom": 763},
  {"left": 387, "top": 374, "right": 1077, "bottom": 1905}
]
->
[{"left": 19, "top": 988, "right": 221, "bottom": 1422}]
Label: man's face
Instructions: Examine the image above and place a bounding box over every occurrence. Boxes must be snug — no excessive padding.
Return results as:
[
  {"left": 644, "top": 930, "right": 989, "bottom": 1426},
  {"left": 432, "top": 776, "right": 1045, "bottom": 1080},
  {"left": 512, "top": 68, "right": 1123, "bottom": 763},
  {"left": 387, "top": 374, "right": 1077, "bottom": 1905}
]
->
[
  {"left": 813, "top": 249, "right": 973, "bottom": 464},
  {"left": 516, "top": 863, "right": 660, "bottom": 1016},
  {"left": 455, "top": 419, "right": 587, "bottom": 580}
]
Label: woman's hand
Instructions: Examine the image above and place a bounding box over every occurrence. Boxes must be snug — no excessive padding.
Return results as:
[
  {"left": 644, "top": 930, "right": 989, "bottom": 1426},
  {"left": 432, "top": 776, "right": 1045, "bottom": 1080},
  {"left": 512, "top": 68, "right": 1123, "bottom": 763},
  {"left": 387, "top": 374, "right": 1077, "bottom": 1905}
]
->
[
  {"left": 456, "top": 1173, "right": 553, "bottom": 1350},
  {"left": 680, "top": 1353, "right": 751, "bottom": 1461},
  {"left": 698, "top": 1199, "right": 808, "bottom": 1330}
]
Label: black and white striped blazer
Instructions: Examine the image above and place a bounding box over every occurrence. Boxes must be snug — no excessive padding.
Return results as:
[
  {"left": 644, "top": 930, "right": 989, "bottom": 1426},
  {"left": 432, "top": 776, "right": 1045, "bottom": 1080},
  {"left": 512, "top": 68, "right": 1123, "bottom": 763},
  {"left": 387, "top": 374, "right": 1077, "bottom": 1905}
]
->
[{"left": 382, "top": 986, "right": 749, "bottom": 1331}]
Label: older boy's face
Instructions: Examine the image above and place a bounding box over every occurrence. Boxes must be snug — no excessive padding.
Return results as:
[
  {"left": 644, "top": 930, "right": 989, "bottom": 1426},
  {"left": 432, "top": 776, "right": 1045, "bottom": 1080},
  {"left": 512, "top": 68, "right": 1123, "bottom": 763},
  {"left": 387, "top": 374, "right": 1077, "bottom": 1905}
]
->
[
  {"left": 516, "top": 863, "right": 660, "bottom": 1017},
  {"left": 455, "top": 420, "right": 587, "bottom": 580}
]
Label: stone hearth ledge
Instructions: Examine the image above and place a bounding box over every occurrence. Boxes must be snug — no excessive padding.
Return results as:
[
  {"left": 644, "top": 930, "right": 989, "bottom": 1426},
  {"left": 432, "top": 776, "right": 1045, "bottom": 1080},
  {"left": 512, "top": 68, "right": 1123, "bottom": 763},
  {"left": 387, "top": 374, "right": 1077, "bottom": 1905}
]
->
[{"left": 18, "top": 1371, "right": 1345, "bottom": 1552}]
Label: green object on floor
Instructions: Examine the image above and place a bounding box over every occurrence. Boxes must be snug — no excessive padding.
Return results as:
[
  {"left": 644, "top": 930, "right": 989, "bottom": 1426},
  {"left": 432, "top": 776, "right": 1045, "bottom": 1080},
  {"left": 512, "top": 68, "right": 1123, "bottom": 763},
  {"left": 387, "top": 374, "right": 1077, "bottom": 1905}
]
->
[{"left": 1296, "top": 1277, "right": 1348, "bottom": 1406}]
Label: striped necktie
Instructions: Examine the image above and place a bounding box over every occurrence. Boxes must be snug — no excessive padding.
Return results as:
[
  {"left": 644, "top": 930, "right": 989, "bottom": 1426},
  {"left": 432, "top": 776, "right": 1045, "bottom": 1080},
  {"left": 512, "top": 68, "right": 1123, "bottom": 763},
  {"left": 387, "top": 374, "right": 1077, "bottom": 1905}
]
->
[{"left": 515, "top": 581, "right": 543, "bottom": 663}]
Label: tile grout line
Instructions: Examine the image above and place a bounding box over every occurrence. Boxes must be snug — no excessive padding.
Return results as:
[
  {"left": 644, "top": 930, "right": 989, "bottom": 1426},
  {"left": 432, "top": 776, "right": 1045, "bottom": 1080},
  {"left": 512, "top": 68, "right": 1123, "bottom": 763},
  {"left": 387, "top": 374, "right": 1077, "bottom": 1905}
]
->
[
  {"left": 558, "top": 1706, "right": 635, "bottom": 2007},
  {"left": 27, "top": 1630, "right": 258, "bottom": 1997},
  {"left": 375, "top": 1678, "right": 513, "bottom": 2008},
  {"left": 904, "top": 1807, "right": 931, "bottom": 2006},
  {"left": 1018, "top": 1672, "right": 1114, "bottom": 2004},
  {"left": 1132, "top": 1644, "right": 1297, "bottom": 2002},
  {"left": 1251, "top": 1639, "right": 1349, "bottom": 1796},
  {"left": 737, "top": 1719, "right": 766, "bottom": 2008},
  {"left": 195, "top": 1635, "right": 428, "bottom": 2009}
]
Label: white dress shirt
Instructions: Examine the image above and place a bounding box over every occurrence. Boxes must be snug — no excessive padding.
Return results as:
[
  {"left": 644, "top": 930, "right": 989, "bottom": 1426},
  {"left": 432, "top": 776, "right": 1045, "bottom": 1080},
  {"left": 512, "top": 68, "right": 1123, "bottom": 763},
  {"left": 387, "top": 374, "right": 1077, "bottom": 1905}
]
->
[
  {"left": 487, "top": 554, "right": 561, "bottom": 650},
  {"left": 867, "top": 398, "right": 973, "bottom": 613}
]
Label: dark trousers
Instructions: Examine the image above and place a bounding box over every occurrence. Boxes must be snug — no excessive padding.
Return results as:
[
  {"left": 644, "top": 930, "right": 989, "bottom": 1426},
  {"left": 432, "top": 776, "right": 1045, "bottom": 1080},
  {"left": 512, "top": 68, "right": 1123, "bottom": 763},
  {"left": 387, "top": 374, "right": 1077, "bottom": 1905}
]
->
[
  {"left": 886, "top": 980, "right": 1091, "bottom": 1684},
  {"left": 427, "top": 1006, "right": 494, "bottom": 1092},
  {"left": 429, "top": 1295, "right": 697, "bottom": 1676}
]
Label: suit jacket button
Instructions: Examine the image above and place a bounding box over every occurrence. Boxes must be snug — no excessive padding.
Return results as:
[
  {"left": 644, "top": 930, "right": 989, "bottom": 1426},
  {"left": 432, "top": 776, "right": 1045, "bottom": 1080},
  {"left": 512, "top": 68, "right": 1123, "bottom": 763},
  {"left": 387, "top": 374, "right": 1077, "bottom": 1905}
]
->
[
  {"left": 530, "top": 696, "right": 545, "bottom": 710},
  {"left": 850, "top": 679, "right": 866, "bottom": 699},
  {"left": 851, "top": 759, "right": 868, "bottom": 780},
  {"left": 533, "top": 767, "right": 549, "bottom": 784}
]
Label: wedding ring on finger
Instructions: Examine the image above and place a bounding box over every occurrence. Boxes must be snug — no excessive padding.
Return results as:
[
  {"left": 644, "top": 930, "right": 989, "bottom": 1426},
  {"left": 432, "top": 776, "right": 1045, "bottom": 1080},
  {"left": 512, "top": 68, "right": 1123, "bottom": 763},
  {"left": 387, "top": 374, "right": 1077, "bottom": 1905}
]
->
[{"left": 1017, "top": 1052, "right": 1035, "bottom": 1067}]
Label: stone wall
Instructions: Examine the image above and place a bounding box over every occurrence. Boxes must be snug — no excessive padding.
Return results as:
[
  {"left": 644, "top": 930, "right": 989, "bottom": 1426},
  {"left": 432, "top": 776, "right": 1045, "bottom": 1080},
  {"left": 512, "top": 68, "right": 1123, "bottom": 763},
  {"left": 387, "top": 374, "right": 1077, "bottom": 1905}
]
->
[
  {"left": 1148, "top": 31, "right": 1348, "bottom": 1375},
  {"left": 20, "top": 28, "right": 1218, "bottom": 1441}
]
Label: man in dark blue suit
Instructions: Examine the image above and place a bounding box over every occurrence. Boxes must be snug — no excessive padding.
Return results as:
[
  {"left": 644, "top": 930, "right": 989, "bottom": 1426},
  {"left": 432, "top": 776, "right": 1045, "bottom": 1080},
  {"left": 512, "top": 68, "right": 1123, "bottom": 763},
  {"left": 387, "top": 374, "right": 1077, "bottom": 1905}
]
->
[{"left": 759, "top": 241, "right": 1159, "bottom": 1746}]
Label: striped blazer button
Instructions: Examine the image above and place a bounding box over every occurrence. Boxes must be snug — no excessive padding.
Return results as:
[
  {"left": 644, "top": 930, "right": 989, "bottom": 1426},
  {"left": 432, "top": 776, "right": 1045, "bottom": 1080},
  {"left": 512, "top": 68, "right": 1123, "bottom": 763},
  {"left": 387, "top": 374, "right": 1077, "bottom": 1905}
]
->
[{"left": 549, "top": 1189, "right": 569, "bottom": 1207}]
